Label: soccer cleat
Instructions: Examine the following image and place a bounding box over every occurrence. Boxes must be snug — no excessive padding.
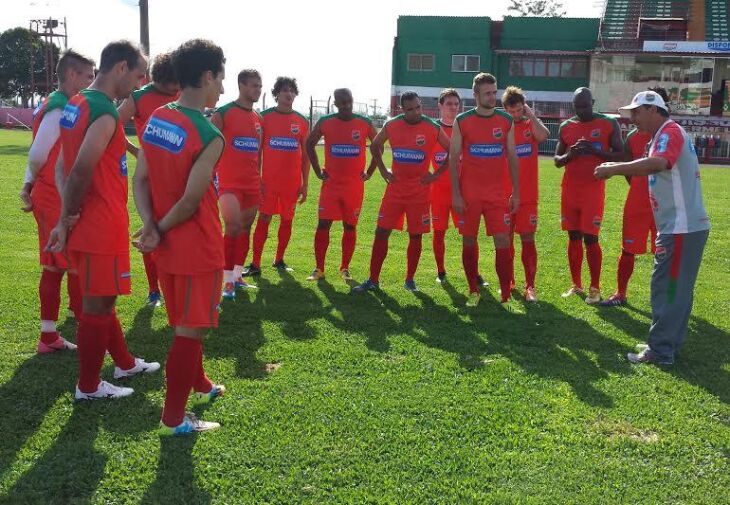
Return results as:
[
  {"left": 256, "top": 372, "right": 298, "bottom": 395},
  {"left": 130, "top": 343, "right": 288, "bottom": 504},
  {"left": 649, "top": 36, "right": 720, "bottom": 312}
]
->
[
  {"left": 159, "top": 412, "right": 220, "bottom": 436},
  {"left": 585, "top": 287, "right": 602, "bottom": 305},
  {"left": 113, "top": 357, "right": 161, "bottom": 379},
  {"left": 146, "top": 291, "right": 163, "bottom": 307},
  {"left": 222, "top": 282, "right": 236, "bottom": 300},
  {"left": 466, "top": 292, "right": 481, "bottom": 307},
  {"left": 524, "top": 287, "right": 538, "bottom": 303},
  {"left": 272, "top": 260, "right": 294, "bottom": 272},
  {"left": 75, "top": 380, "right": 134, "bottom": 401},
  {"left": 352, "top": 279, "right": 379, "bottom": 292},
  {"left": 235, "top": 279, "right": 258, "bottom": 290},
  {"left": 599, "top": 293, "right": 627, "bottom": 307},
  {"left": 561, "top": 285, "right": 585, "bottom": 298},
  {"left": 627, "top": 347, "right": 674, "bottom": 366},
  {"left": 241, "top": 263, "right": 261, "bottom": 277},
  {"left": 191, "top": 384, "right": 226, "bottom": 405},
  {"left": 339, "top": 268, "right": 353, "bottom": 281},
  {"left": 476, "top": 274, "right": 489, "bottom": 287},
  {"left": 37, "top": 336, "right": 77, "bottom": 354},
  {"left": 404, "top": 279, "right": 418, "bottom": 292},
  {"left": 436, "top": 271, "right": 447, "bottom": 284},
  {"left": 306, "top": 268, "right": 325, "bottom": 281}
]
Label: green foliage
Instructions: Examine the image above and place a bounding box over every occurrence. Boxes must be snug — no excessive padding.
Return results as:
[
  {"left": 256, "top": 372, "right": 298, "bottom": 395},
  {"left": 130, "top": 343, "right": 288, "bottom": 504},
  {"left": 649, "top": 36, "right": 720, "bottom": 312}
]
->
[{"left": 0, "top": 27, "right": 60, "bottom": 106}]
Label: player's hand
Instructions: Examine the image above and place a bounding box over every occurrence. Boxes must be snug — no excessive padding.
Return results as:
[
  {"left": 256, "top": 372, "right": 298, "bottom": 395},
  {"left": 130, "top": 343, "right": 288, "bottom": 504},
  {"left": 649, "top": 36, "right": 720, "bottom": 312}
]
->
[
  {"left": 594, "top": 163, "right": 617, "bottom": 180},
  {"left": 19, "top": 185, "right": 33, "bottom": 212},
  {"left": 575, "top": 139, "right": 598, "bottom": 155},
  {"left": 317, "top": 170, "right": 329, "bottom": 182},
  {"left": 132, "top": 223, "right": 160, "bottom": 253},
  {"left": 63, "top": 213, "right": 80, "bottom": 229},
  {"left": 523, "top": 104, "right": 535, "bottom": 117},
  {"left": 361, "top": 171, "right": 373, "bottom": 182},
  {"left": 298, "top": 185, "right": 308, "bottom": 204},
  {"left": 380, "top": 169, "right": 395, "bottom": 184},
  {"left": 509, "top": 194, "right": 520, "bottom": 214},
  {"left": 452, "top": 193, "right": 466, "bottom": 215},
  {"left": 45, "top": 223, "right": 67, "bottom": 253}
]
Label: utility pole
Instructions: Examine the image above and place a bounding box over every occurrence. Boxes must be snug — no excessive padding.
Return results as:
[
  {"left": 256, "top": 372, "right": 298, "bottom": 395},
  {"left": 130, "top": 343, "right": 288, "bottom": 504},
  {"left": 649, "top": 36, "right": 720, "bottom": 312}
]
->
[
  {"left": 139, "top": 0, "right": 150, "bottom": 56},
  {"left": 29, "top": 17, "right": 68, "bottom": 107}
]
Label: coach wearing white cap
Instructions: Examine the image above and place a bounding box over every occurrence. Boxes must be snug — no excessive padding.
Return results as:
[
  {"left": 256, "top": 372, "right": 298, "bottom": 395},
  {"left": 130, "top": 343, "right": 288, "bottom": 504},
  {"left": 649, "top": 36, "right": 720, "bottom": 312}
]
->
[{"left": 594, "top": 90, "right": 710, "bottom": 365}]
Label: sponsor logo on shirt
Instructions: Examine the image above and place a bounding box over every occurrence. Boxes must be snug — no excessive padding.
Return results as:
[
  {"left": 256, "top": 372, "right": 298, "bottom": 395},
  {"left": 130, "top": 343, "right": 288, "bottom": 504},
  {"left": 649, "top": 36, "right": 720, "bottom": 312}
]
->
[
  {"left": 415, "top": 134, "right": 426, "bottom": 146},
  {"left": 120, "top": 153, "right": 128, "bottom": 177},
  {"left": 269, "top": 136, "right": 298, "bottom": 151},
  {"left": 433, "top": 151, "right": 447, "bottom": 164},
  {"left": 60, "top": 104, "right": 81, "bottom": 129},
  {"left": 516, "top": 143, "right": 533, "bottom": 158},
  {"left": 524, "top": 129, "right": 532, "bottom": 138},
  {"left": 143, "top": 117, "right": 187, "bottom": 154},
  {"left": 655, "top": 245, "right": 666, "bottom": 261},
  {"left": 468, "top": 143, "right": 503, "bottom": 158},
  {"left": 657, "top": 133, "right": 669, "bottom": 153},
  {"left": 330, "top": 144, "right": 360, "bottom": 158},
  {"left": 493, "top": 127, "right": 503, "bottom": 139},
  {"left": 290, "top": 124, "right": 300, "bottom": 134},
  {"left": 233, "top": 136, "right": 259, "bottom": 152},
  {"left": 590, "top": 128, "right": 601, "bottom": 138},
  {"left": 392, "top": 148, "right": 426, "bottom": 164},
  {"left": 352, "top": 130, "right": 361, "bottom": 141}
]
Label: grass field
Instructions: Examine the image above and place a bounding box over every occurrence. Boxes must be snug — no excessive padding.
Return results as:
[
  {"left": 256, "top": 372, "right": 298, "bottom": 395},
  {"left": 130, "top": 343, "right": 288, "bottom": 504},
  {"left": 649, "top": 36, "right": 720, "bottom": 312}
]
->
[{"left": 0, "top": 128, "right": 729, "bottom": 504}]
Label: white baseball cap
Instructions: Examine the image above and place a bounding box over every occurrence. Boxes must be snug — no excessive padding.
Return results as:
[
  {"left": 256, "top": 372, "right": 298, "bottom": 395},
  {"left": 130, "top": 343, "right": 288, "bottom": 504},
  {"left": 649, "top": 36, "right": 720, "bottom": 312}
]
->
[{"left": 618, "top": 91, "right": 668, "bottom": 116}]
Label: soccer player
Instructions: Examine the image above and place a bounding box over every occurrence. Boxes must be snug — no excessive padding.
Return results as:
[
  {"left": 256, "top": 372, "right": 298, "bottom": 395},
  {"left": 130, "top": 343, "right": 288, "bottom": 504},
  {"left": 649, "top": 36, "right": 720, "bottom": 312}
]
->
[
  {"left": 19, "top": 50, "right": 94, "bottom": 353},
  {"left": 595, "top": 90, "right": 710, "bottom": 365},
  {"left": 134, "top": 38, "right": 226, "bottom": 434},
  {"left": 600, "top": 88, "right": 668, "bottom": 307},
  {"left": 118, "top": 52, "right": 180, "bottom": 307},
  {"left": 47, "top": 40, "right": 160, "bottom": 400},
  {"left": 501, "top": 86, "right": 550, "bottom": 302},
  {"left": 352, "top": 91, "right": 450, "bottom": 292},
  {"left": 211, "top": 69, "right": 263, "bottom": 299},
  {"left": 449, "top": 73, "right": 519, "bottom": 307},
  {"left": 304, "top": 88, "right": 377, "bottom": 282},
  {"left": 554, "top": 87, "right": 624, "bottom": 304},
  {"left": 242, "top": 77, "right": 309, "bottom": 276}
]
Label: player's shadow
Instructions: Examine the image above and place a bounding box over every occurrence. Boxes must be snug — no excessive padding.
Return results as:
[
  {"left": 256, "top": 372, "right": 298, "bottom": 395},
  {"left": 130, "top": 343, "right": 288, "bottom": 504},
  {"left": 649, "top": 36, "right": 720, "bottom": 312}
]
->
[{"left": 0, "top": 145, "right": 29, "bottom": 156}]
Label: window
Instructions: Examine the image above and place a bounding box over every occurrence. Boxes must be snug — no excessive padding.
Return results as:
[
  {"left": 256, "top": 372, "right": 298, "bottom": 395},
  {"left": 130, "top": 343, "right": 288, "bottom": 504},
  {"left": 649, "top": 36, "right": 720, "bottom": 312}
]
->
[
  {"left": 508, "top": 56, "right": 589, "bottom": 78},
  {"left": 452, "top": 54, "right": 481, "bottom": 72},
  {"left": 408, "top": 54, "right": 434, "bottom": 71}
]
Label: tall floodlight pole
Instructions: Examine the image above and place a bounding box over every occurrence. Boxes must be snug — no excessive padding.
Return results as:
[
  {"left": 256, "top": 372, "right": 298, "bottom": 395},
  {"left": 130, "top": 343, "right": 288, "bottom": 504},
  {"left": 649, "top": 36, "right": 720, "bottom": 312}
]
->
[{"left": 140, "top": 0, "right": 150, "bottom": 56}]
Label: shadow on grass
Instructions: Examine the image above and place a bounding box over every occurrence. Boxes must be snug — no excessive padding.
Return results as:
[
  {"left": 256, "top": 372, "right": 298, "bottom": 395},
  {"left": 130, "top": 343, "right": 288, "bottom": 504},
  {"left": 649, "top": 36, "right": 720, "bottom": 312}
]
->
[{"left": 0, "top": 145, "right": 29, "bottom": 156}]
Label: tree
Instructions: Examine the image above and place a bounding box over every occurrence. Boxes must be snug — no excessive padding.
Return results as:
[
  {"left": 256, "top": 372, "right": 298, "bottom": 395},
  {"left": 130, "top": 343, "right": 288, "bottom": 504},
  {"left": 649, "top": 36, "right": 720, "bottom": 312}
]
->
[
  {"left": 0, "top": 27, "right": 60, "bottom": 107},
  {"left": 507, "top": 0, "right": 566, "bottom": 17}
]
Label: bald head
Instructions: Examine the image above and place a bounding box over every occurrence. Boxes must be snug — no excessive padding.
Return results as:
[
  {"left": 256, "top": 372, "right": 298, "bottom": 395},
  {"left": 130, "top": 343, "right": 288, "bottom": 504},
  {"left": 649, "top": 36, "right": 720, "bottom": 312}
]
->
[
  {"left": 573, "top": 87, "right": 594, "bottom": 122},
  {"left": 333, "top": 87, "right": 354, "bottom": 118}
]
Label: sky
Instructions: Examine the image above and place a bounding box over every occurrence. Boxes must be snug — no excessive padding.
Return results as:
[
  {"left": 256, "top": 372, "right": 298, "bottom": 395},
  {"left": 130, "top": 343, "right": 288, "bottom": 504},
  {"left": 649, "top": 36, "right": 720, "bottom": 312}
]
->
[{"left": 3, "top": 0, "right": 603, "bottom": 113}]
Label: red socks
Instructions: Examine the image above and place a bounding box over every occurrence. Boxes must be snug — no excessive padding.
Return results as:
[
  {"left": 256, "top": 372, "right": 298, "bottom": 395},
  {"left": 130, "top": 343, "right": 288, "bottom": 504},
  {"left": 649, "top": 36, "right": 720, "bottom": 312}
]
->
[
  {"left": 462, "top": 242, "right": 479, "bottom": 293},
  {"left": 142, "top": 253, "right": 158, "bottom": 293},
  {"left": 340, "top": 228, "right": 356, "bottom": 270},
  {"left": 252, "top": 219, "right": 270, "bottom": 267},
  {"left": 238, "top": 231, "right": 250, "bottom": 267},
  {"left": 495, "top": 247, "right": 513, "bottom": 303},
  {"left": 586, "top": 242, "right": 602, "bottom": 290},
  {"left": 161, "top": 336, "right": 201, "bottom": 427},
  {"left": 406, "top": 236, "right": 422, "bottom": 281},
  {"left": 39, "top": 269, "right": 63, "bottom": 322},
  {"left": 67, "top": 272, "right": 82, "bottom": 318},
  {"left": 224, "top": 234, "right": 237, "bottom": 271},
  {"left": 77, "top": 313, "right": 112, "bottom": 393},
  {"left": 107, "top": 312, "right": 136, "bottom": 370},
  {"left": 369, "top": 237, "right": 389, "bottom": 283},
  {"left": 521, "top": 240, "right": 538, "bottom": 289},
  {"left": 433, "top": 230, "right": 446, "bottom": 274},
  {"left": 314, "top": 227, "right": 330, "bottom": 271},
  {"left": 568, "top": 239, "right": 584, "bottom": 288},
  {"left": 617, "top": 250, "right": 634, "bottom": 297},
  {"left": 275, "top": 219, "right": 293, "bottom": 263},
  {"left": 193, "top": 343, "right": 213, "bottom": 393}
]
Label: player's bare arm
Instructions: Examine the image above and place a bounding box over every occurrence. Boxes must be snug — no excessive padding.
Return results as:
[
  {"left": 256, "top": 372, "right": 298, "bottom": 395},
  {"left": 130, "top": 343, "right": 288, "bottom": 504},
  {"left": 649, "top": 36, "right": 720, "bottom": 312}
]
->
[
  {"left": 53, "top": 147, "right": 66, "bottom": 197},
  {"left": 299, "top": 134, "right": 311, "bottom": 204},
  {"left": 363, "top": 123, "right": 379, "bottom": 180},
  {"left": 117, "top": 97, "right": 140, "bottom": 158},
  {"left": 595, "top": 156, "right": 668, "bottom": 180},
  {"left": 305, "top": 120, "right": 327, "bottom": 181},
  {"left": 132, "top": 150, "right": 160, "bottom": 253},
  {"left": 554, "top": 136, "right": 577, "bottom": 168},
  {"left": 524, "top": 104, "right": 550, "bottom": 143},
  {"left": 422, "top": 128, "right": 451, "bottom": 185},
  {"left": 506, "top": 123, "right": 520, "bottom": 213},
  {"left": 370, "top": 127, "right": 393, "bottom": 183},
  {"left": 449, "top": 120, "right": 465, "bottom": 214},
  {"left": 157, "top": 137, "right": 223, "bottom": 234}
]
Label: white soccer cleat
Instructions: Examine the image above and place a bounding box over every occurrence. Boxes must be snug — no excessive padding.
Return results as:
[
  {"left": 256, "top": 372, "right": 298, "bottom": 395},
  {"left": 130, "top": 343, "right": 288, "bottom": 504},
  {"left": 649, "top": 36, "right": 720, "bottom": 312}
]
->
[
  {"left": 585, "top": 287, "right": 602, "bottom": 305},
  {"left": 75, "top": 380, "right": 134, "bottom": 401},
  {"left": 113, "top": 357, "right": 161, "bottom": 379}
]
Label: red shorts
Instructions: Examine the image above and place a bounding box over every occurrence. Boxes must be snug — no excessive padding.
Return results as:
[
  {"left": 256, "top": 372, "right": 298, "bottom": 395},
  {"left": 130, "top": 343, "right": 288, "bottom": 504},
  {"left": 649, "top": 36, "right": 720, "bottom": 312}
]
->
[
  {"left": 431, "top": 202, "right": 458, "bottom": 231},
  {"left": 33, "top": 203, "right": 71, "bottom": 269},
  {"left": 457, "top": 200, "right": 511, "bottom": 237},
  {"left": 318, "top": 180, "right": 364, "bottom": 226},
  {"left": 158, "top": 269, "right": 222, "bottom": 328},
  {"left": 260, "top": 185, "right": 297, "bottom": 220},
  {"left": 511, "top": 203, "right": 538, "bottom": 235},
  {"left": 377, "top": 197, "right": 430, "bottom": 234},
  {"left": 622, "top": 210, "right": 657, "bottom": 255},
  {"left": 219, "top": 187, "right": 261, "bottom": 210},
  {"left": 70, "top": 250, "right": 131, "bottom": 297},
  {"left": 561, "top": 186, "right": 605, "bottom": 235}
]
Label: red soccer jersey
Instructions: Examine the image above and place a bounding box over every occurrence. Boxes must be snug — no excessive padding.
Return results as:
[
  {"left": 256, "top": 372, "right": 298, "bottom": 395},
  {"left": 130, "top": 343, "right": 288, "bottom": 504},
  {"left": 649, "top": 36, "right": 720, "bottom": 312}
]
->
[
  {"left": 31, "top": 90, "right": 68, "bottom": 196},
  {"left": 558, "top": 113, "right": 618, "bottom": 189},
  {"left": 624, "top": 128, "right": 652, "bottom": 214},
  {"left": 141, "top": 103, "right": 224, "bottom": 274},
  {"left": 385, "top": 114, "right": 441, "bottom": 203},
  {"left": 319, "top": 113, "right": 372, "bottom": 184},
  {"left": 430, "top": 120, "right": 453, "bottom": 205},
  {"left": 513, "top": 117, "right": 539, "bottom": 205},
  {"left": 457, "top": 108, "right": 513, "bottom": 204},
  {"left": 131, "top": 83, "right": 179, "bottom": 143},
  {"left": 215, "top": 101, "right": 262, "bottom": 191},
  {"left": 60, "top": 89, "right": 129, "bottom": 255},
  {"left": 260, "top": 108, "right": 309, "bottom": 194}
]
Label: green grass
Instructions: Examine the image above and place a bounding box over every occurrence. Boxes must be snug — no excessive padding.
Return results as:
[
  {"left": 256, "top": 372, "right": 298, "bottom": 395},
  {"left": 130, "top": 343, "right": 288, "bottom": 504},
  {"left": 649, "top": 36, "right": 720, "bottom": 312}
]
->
[{"left": 0, "top": 128, "right": 729, "bottom": 504}]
